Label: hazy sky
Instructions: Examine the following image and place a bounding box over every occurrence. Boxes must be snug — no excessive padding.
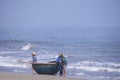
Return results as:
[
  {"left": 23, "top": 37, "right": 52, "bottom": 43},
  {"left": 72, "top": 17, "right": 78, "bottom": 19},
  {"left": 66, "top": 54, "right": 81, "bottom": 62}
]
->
[
  {"left": 0, "top": 0, "right": 120, "bottom": 40},
  {"left": 0, "top": 0, "right": 120, "bottom": 28}
]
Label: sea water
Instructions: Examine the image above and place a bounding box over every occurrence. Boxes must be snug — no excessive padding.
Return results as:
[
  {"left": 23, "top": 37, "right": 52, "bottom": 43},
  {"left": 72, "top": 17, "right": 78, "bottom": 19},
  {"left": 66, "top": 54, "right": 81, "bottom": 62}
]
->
[
  {"left": 0, "top": 27, "right": 120, "bottom": 80},
  {"left": 0, "top": 38, "right": 120, "bottom": 80}
]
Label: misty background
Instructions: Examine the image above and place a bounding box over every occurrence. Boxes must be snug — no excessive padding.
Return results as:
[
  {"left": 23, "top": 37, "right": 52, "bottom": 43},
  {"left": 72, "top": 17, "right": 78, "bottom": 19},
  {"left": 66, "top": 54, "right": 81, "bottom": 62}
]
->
[{"left": 0, "top": 0, "right": 120, "bottom": 41}]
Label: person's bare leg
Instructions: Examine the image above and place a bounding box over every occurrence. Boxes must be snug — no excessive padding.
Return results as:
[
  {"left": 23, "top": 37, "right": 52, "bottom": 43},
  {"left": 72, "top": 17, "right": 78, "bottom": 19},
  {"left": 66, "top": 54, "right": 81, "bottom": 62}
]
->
[
  {"left": 32, "top": 67, "right": 36, "bottom": 73},
  {"left": 63, "top": 66, "right": 66, "bottom": 77}
]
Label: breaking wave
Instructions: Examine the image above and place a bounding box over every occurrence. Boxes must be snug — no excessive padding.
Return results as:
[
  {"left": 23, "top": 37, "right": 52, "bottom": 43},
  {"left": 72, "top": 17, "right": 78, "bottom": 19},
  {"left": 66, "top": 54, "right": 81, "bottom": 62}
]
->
[
  {"left": 21, "top": 43, "right": 34, "bottom": 50},
  {"left": 68, "top": 61, "right": 120, "bottom": 72},
  {"left": 0, "top": 56, "right": 30, "bottom": 68}
]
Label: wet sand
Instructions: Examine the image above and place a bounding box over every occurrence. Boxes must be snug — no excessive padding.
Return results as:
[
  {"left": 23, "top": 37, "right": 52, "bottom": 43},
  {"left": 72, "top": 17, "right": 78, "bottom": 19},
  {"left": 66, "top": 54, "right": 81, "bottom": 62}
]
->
[{"left": 0, "top": 72, "right": 80, "bottom": 80}]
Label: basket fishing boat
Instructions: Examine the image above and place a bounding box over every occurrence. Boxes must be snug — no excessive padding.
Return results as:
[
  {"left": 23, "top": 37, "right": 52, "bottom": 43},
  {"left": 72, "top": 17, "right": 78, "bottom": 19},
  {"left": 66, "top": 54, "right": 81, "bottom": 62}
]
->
[{"left": 31, "top": 61, "right": 59, "bottom": 75}]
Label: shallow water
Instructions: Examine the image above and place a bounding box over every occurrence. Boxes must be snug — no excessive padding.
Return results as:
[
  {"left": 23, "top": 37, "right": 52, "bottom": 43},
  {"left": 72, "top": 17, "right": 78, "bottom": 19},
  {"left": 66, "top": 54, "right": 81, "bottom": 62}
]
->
[{"left": 0, "top": 38, "right": 120, "bottom": 80}]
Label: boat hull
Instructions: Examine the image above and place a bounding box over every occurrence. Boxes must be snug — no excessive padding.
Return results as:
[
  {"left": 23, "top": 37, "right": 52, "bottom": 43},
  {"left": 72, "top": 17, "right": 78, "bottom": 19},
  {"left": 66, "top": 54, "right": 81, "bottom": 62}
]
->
[{"left": 32, "top": 62, "right": 59, "bottom": 75}]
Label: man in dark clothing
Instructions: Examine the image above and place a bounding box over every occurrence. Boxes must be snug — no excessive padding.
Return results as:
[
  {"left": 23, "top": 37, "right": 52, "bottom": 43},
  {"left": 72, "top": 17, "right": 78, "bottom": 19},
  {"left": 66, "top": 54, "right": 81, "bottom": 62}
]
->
[
  {"left": 56, "top": 53, "right": 67, "bottom": 76},
  {"left": 56, "top": 53, "right": 63, "bottom": 76}
]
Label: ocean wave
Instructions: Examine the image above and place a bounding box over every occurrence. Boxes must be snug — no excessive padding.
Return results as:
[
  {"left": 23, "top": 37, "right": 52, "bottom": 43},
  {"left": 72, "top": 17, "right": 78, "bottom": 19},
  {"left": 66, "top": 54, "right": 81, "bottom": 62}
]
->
[
  {"left": 92, "top": 76, "right": 120, "bottom": 80},
  {"left": 0, "top": 39, "right": 25, "bottom": 43},
  {"left": 0, "top": 61, "right": 29, "bottom": 68},
  {"left": 67, "top": 61, "right": 120, "bottom": 72},
  {"left": 90, "top": 76, "right": 112, "bottom": 80},
  {"left": 68, "top": 66, "right": 120, "bottom": 72},
  {"left": 14, "top": 70, "right": 26, "bottom": 73},
  {"left": 74, "top": 61, "right": 120, "bottom": 67},
  {"left": 115, "top": 77, "right": 120, "bottom": 80},
  {"left": 75, "top": 72, "right": 85, "bottom": 76},
  {"left": 0, "top": 56, "right": 30, "bottom": 68},
  {"left": 21, "top": 43, "right": 34, "bottom": 50},
  {"left": 0, "top": 51, "right": 19, "bottom": 54}
]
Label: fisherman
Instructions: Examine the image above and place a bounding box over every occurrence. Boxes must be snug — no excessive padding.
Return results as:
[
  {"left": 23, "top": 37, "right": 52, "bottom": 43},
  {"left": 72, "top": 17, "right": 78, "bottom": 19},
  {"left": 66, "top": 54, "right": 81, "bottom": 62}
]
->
[
  {"left": 56, "top": 53, "right": 67, "bottom": 76},
  {"left": 56, "top": 53, "right": 63, "bottom": 76},
  {"left": 31, "top": 52, "right": 37, "bottom": 73},
  {"left": 60, "top": 53, "right": 67, "bottom": 77},
  {"left": 32, "top": 52, "right": 37, "bottom": 63}
]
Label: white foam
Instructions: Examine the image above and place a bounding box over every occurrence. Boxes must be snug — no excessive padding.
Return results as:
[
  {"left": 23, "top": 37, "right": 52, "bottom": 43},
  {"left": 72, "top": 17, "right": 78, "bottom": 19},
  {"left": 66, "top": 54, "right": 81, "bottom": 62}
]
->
[
  {"left": 75, "top": 72, "right": 85, "bottom": 76},
  {"left": 14, "top": 70, "right": 26, "bottom": 73},
  {"left": 0, "top": 51, "right": 20, "bottom": 54},
  {"left": 74, "top": 61, "right": 120, "bottom": 67},
  {"left": 94, "top": 76, "right": 111, "bottom": 79},
  {"left": 21, "top": 43, "right": 34, "bottom": 50},
  {"left": 67, "top": 61, "right": 120, "bottom": 72},
  {"left": 0, "top": 56, "right": 29, "bottom": 68},
  {"left": 0, "top": 62, "right": 29, "bottom": 68},
  {"left": 38, "top": 50, "right": 49, "bottom": 54}
]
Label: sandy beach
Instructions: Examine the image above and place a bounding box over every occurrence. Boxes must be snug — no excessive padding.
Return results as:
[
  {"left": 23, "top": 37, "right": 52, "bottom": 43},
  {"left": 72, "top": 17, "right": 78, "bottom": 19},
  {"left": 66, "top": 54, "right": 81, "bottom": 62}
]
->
[{"left": 0, "top": 72, "right": 80, "bottom": 80}]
